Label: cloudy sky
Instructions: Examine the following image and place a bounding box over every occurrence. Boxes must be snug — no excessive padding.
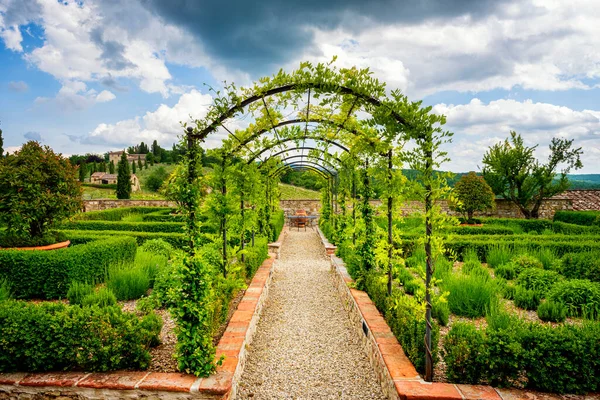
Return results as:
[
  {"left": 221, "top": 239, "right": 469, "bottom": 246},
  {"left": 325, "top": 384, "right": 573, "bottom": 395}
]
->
[{"left": 1, "top": 0, "right": 600, "bottom": 172}]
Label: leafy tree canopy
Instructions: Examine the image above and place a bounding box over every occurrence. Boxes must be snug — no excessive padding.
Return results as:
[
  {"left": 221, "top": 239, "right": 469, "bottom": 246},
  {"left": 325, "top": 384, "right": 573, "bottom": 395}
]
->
[
  {"left": 482, "top": 131, "right": 583, "bottom": 219},
  {"left": 451, "top": 171, "right": 495, "bottom": 222}
]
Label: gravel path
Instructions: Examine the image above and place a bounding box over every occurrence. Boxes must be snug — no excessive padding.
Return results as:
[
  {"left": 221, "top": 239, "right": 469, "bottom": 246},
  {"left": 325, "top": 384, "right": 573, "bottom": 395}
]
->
[{"left": 237, "top": 229, "right": 386, "bottom": 400}]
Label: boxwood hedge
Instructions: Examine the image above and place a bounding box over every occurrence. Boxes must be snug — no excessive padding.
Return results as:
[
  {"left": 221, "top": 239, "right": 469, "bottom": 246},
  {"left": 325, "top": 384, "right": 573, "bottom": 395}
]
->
[
  {"left": 0, "top": 236, "right": 137, "bottom": 299},
  {"left": 0, "top": 301, "right": 161, "bottom": 372},
  {"left": 60, "top": 220, "right": 185, "bottom": 233},
  {"left": 554, "top": 210, "right": 600, "bottom": 227}
]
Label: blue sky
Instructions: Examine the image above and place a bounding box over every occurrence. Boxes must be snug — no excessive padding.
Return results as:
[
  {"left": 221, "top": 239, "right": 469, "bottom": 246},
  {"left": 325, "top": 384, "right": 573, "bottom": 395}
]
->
[{"left": 1, "top": 0, "right": 600, "bottom": 173}]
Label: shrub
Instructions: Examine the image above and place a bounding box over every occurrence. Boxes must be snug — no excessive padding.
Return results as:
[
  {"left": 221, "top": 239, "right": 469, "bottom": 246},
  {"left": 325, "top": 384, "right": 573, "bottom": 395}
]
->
[
  {"left": 432, "top": 296, "right": 450, "bottom": 326},
  {"left": 146, "top": 166, "right": 169, "bottom": 192},
  {"left": 444, "top": 322, "right": 487, "bottom": 383},
  {"left": 444, "top": 273, "right": 498, "bottom": 318},
  {"left": 0, "top": 301, "right": 161, "bottom": 372},
  {"left": 67, "top": 281, "right": 94, "bottom": 305},
  {"left": 62, "top": 229, "right": 191, "bottom": 249},
  {"left": 135, "top": 251, "right": 168, "bottom": 286},
  {"left": 554, "top": 210, "right": 600, "bottom": 226},
  {"left": 106, "top": 264, "right": 151, "bottom": 301},
  {"left": 561, "top": 251, "right": 600, "bottom": 282},
  {"left": 537, "top": 300, "right": 567, "bottom": 323},
  {"left": 511, "top": 254, "right": 544, "bottom": 272},
  {"left": 501, "top": 281, "right": 517, "bottom": 300},
  {"left": 140, "top": 238, "right": 175, "bottom": 258},
  {"left": 269, "top": 210, "right": 285, "bottom": 242},
  {"left": 0, "top": 279, "right": 11, "bottom": 301},
  {"left": 487, "top": 244, "right": 514, "bottom": 268},
  {"left": 122, "top": 213, "right": 144, "bottom": 222},
  {"left": 404, "top": 279, "right": 424, "bottom": 296},
  {"left": 75, "top": 207, "right": 168, "bottom": 221},
  {"left": 495, "top": 263, "right": 517, "bottom": 280},
  {"left": 244, "top": 237, "right": 269, "bottom": 277},
  {"left": 81, "top": 287, "right": 117, "bottom": 307},
  {"left": 0, "top": 141, "right": 82, "bottom": 243},
  {"left": 0, "top": 236, "right": 137, "bottom": 299},
  {"left": 516, "top": 268, "right": 561, "bottom": 294},
  {"left": 514, "top": 286, "right": 541, "bottom": 310},
  {"left": 548, "top": 280, "right": 600, "bottom": 319},
  {"left": 529, "top": 247, "right": 561, "bottom": 270},
  {"left": 59, "top": 220, "right": 185, "bottom": 233}
]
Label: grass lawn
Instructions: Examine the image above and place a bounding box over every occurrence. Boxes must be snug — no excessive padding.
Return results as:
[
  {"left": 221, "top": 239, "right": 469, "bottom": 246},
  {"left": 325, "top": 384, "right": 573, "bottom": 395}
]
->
[{"left": 279, "top": 183, "right": 320, "bottom": 200}]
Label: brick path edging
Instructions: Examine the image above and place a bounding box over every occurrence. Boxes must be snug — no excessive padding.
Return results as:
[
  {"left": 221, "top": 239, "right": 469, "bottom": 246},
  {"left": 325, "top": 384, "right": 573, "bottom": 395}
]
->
[{"left": 0, "top": 249, "right": 278, "bottom": 399}]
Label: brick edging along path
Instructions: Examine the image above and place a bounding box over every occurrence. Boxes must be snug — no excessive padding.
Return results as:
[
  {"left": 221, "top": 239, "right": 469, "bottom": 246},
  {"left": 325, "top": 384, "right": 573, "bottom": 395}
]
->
[{"left": 0, "top": 228, "right": 286, "bottom": 400}]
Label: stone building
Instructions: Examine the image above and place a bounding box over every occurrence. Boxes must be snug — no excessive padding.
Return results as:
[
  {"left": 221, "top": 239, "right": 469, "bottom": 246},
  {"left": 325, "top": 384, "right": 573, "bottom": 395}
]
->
[
  {"left": 108, "top": 151, "right": 146, "bottom": 165},
  {"left": 90, "top": 172, "right": 141, "bottom": 192}
]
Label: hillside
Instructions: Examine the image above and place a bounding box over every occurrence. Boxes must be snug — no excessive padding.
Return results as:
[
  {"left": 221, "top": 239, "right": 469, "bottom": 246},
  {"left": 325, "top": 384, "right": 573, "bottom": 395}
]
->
[{"left": 279, "top": 183, "right": 320, "bottom": 200}]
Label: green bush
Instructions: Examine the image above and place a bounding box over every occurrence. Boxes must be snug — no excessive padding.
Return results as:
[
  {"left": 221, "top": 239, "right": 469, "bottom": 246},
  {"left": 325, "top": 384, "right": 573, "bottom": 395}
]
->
[
  {"left": 81, "top": 287, "right": 117, "bottom": 307},
  {"left": 67, "top": 281, "right": 94, "bottom": 305},
  {"left": 145, "top": 166, "right": 169, "bottom": 192},
  {"left": 404, "top": 279, "right": 424, "bottom": 296},
  {"left": 0, "top": 301, "right": 161, "bottom": 372},
  {"left": 511, "top": 254, "right": 544, "bottom": 271},
  {"left": 486, "top": 244, "right": 514, "bottom": 268},
  {"left": 529, "top": 247, "right": 561, "bottom": 270},
  {"left": 548, "top": 280, "right": 600, "bottom": 319},
  {"left": 0, "top": 279, "right": 11, "bottom": 302},
  {"left": 501, "top": 281, "right": 516, "bottom": 300},
  {"left": 516, "top": 268, "right": 561, "bottom": 294},
  {"left": 244, "top": 237, "right": 269, "bottom": 277},
  {"left": 514, "top": 286, "right": 541, "bottom": 310},
  {"left": 270, "top": 210, "right": 285, "bottom": 242},
  {"left": 443, "top": 273, "right": 498, "bottom": 318},
  {"left": 443, "top": 322, "right": 487, "bottom": 383},
  {"left": 561, "top": 252, "right": 600, "bottom": 282},
  {"left": 451, "top": 225, "right": 515, "bottom": 235},
  {"left": 554, "top": 210, "right": 600, "bottom": 226},
  {"left": 0, "top": 236, "right": 137, "bottom": 299},
  {"left": 432, "top": 296, "right": 449, "bottom": 326},
  {"left": 107, "top": 264, "right": 151, "bottom": 301},
  {"left": 537, "top": 300, "right": 567, "bottom": 323},
  {"left": 62, "top": 229, "right": 192, "bottom": 249},
  {"left": 135, "top": 250, "right": 168, "bottom": 286},
  {"left": 75, "top": 207, "right": 167, "bottom": 221},
  {"left": 495, "top": 263, "right": 517, "bottom": 280},
  {"left": 140, "top": 238, "right": 175, "bottom": 258},
  {"left": 60, "top": 220, "right": 184, "bottom": 233}
]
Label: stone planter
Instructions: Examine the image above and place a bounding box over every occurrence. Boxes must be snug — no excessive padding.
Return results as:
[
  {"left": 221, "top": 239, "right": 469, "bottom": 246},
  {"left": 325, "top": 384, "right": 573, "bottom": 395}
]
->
[{"left": 2, "top": 240, "right": 71, "bottom": 251}]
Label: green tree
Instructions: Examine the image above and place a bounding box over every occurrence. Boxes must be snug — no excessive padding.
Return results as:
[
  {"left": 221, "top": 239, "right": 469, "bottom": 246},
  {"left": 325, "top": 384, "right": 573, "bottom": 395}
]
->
[
  {"left": 146, "top": 166, "right": 169, "bottom": 192},
  {"left": 0, "top": 141, "right": 82, "bottom": 240},
  {"left": 451, "top": 172, "right": 495, "bottom": 223},
  {"left": 143, "top": 159, "right": 148, "bottom": 169},
  {"left": 109, "top": 160, "right": 115, "bottom": 174},
  {"left": 146, "top": 153, "right": 155, "bottom": 166},
  {"left": 482, "top": 131, "right": 583, "bottom": 219},
  {"left": 78, "top": 161, "right": 87, "bottom": 182},
  {"left": 131, "top": 160, "right": 136, "bottom": 174},
  {"left": 137, "top": 156, "right": 142, "bottom": 170},
  {"left": 116, "top": 152, "right": 131, "bottom": 199}
]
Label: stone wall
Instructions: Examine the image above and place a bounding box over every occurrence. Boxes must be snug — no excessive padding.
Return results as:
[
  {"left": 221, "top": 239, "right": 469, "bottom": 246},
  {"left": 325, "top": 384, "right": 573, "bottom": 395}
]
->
[
  {"left": 279, "top": 198, "right": 573, "bottom": 219},
  {"left": 83, "top": 200, "right": 176, "bottom": 212}
]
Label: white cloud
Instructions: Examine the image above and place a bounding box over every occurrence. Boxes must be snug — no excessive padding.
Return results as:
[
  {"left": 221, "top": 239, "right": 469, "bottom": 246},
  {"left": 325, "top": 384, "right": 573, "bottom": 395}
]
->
[
  {"left": 435, "top": 98, "right": 600, "bottom": 173},
  {"left": 35, "top": 81, "right": 116, "bottom": 111},
  {"left": 82, "top": 89, "right": 213, "bottom": 147}
]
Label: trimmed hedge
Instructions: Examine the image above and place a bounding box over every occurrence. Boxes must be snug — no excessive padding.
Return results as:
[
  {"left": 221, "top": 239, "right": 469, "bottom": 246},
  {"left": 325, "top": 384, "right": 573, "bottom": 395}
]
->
[
  {"left": 561, "top": 251, "right": 600, "bottom": 282},
  {"left": 0, "top": 301, "right": 161, "bottom": 372},
  {"left": 444, "top": 319, "right": 600, "bottom": 393},
  {"left": 75, "top": 207, "right": 170, "bottom": 221},
  {"left": 61, "top": 230, "right": 208, "bottom": 249},
  {"left": 82, "top": 183, "right": 117, "bottom": 190},
  {"left": 0, "top": 236, "right": 137, "bottom": 299},
  {"left": 60, "top": 220, "right": 185, "bottom": 233},
  {"left": 554, "top": 210, "right": 600, "bottom": 227},
  {"left": 270, "top": 210, "right": 285, "bottom": 242},
  {"left": 244, "top": 237, "right": 269, "bottom": 277}
]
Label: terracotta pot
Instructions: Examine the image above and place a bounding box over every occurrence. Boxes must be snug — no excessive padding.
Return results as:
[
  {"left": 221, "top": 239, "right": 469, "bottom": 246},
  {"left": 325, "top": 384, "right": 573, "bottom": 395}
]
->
[{"left": 2, "top": 240, "right": 71, "bottom": 251}]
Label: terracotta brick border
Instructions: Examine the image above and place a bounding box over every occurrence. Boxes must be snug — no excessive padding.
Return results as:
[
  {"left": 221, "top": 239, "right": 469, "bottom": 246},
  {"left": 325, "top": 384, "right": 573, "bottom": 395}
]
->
[
  {"left": 0, "top": 234, "right": 283, "bottom": 400},
  {"left": 317, "top": 227, "right": 599, "bottom": 400}
]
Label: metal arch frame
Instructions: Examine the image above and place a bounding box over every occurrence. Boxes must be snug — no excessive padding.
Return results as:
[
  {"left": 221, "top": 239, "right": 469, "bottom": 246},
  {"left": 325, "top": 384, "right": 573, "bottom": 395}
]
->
[
  {"left": 189, "top": 82, "right": 410, "bottom": 141},
  {"left": 270, "top": 163, "right": 333, "bottom": 181},
  {"left": 223, "top": 118, "right": 386, "bottom": 158},
  {"left": 271, "top": 164, "right": 331, "bottom": 181},
  {"left": 259, "top": 147, "right": 344, "bottom": 168},
  {"left": 246, "top": 135, "right": 350, "bottom": 164},
  {"left": 260, "top": 155, "right": 337, "bottom": 174}
]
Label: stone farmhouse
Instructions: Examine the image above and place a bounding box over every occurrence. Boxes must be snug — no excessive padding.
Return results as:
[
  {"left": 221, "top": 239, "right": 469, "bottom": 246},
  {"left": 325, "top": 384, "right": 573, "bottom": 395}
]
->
[
  {"left": 90, "top": 172, "right": 141, "bottom": 192},
  {"left": 108, "top": 151, "right": 146, "bottom": 165}
]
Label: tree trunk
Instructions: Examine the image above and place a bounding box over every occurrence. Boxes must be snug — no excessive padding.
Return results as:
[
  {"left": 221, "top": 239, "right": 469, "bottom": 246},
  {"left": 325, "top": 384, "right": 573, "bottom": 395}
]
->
[{"left": 467, "top": 210, "right": 474, "bottom": 223}]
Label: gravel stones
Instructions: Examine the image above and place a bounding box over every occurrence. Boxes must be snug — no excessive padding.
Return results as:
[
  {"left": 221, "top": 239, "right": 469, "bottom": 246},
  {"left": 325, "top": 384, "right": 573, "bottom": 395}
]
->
[{"left": 237, "top": 229, "right": 386, "bottom": 399}]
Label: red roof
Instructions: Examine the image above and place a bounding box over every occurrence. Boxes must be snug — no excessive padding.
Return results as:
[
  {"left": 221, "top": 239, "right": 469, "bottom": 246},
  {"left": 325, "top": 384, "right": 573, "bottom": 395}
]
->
[{"left": 553, "top": 190, "right": 600, "bottom": 211}]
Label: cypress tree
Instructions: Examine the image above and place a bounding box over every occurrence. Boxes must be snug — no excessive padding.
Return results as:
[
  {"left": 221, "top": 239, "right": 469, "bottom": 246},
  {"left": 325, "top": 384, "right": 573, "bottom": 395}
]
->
[
  {"left": 137, "top": 155, "right": 142, "bottom": 170},
  {"left": 144, "top": 159, "right": 148, "bottom": 169},
  {"left": 79, "top": 162, "right": 87, "bottom": 182},
  {"left": 116, "top": 152, "right": 131, "bottom": 199},
  {"left": 132, "top": 160, "right": 137, "bottom": 174},
  {"left": 109, "top": 160, "right": 115, "bottom": 174}
]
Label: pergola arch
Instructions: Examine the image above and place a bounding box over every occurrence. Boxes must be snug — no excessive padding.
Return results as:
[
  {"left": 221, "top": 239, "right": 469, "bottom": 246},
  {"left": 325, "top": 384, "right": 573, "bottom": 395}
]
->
[
  {"left": 260, "top": 154, "right": 338, "bottom": 173},
  {"left": 258, "top": 147, "right": 344, "bottom": 168},
  {"left": 271, "top": 163, "right": 332, "bottom": 180},
  {"left": 269, "top": 161, "right": 335, "bottom": 179},
  {"left": 246, "top": 136, "right": 350, "bottom": 164}
]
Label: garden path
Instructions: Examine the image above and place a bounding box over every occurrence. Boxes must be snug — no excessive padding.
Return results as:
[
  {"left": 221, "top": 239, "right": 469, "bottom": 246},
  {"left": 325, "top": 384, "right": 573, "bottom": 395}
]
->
[{"left": 237, "top": 229, "right": 386, "bottom": 399}]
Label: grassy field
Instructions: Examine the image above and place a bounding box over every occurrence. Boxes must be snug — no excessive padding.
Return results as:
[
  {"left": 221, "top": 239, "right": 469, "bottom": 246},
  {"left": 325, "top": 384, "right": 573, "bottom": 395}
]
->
[{"left": 278, "top": 183, "right": 320, "bottom": 200}]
